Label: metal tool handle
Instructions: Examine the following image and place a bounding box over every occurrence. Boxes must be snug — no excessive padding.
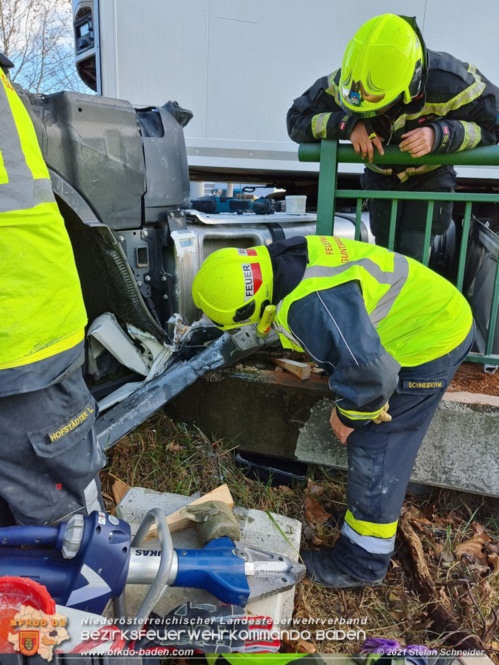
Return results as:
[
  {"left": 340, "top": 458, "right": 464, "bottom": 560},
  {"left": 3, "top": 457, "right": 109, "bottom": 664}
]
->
[{"left": 130, "top": 508, "right": 174, "bottom": 623}]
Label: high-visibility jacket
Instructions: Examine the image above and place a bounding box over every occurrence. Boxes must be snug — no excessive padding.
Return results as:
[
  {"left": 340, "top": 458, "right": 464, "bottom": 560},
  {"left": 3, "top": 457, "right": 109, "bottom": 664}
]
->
[
  {"left": 272, "top": 236, "right": 472, "bottom": 415},
  {"left": 0, "top": 71, "right": 86, "bottom": 387}
]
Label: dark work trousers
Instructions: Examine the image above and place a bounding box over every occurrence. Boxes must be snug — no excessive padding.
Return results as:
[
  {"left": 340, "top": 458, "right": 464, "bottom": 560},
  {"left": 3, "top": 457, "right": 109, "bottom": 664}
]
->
[
  {"left": 0, "top": 363, "right": 106, "bottom": 526},
  {"left": 331, "top": 323, "right": 474, "bottom": 582},
  {"left": 361, "top": 167, "right": 457, "bottom": 262}
]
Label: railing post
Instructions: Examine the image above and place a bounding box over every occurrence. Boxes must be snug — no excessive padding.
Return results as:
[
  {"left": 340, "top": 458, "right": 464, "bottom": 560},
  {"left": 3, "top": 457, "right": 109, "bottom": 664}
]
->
[
  {"left": 421, "top": 201, "right": 434, "bottom": 266},
  {"left": 316, "top": 140, "right": 338, "bottom": 235},
  {"left": 456, "top": 201, "right": 473, "bottom": 292},
  {"left": 486, "top": 259, "right": 499, "bottom": 357}
]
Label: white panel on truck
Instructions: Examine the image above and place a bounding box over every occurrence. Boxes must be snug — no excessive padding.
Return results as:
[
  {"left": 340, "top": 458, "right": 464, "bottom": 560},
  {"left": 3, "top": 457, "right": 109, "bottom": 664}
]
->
[
  {"left": 422, "top": 0, "right": 499, "bottom": 85},
  {"left": 75, "top": 0, "right": 498, "bottom": 180},
  {"left": 419, "top": 0, "right": 499, "bottom": 181}
]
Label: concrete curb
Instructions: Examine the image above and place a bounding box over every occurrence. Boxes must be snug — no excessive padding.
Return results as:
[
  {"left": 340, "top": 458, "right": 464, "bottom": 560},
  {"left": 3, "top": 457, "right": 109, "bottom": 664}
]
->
[
  {"left": 295, "top": 391, "right": 499, "bottom": 496},
  {"left": 444, "top": 391, "right": 499, "bottom": 407}
]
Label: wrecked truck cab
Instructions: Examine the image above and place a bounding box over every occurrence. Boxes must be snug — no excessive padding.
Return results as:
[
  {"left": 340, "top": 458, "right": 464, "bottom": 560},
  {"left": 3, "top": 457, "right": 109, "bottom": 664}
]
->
[
  {"left": 19, "top": 87, "right": 369, "bottom": 446},
  {"left": 22, "top": 88, "right": 187, "bottom": 341},
  {"left": 22, "top": 88, "right": 344, "bottom": 335}
]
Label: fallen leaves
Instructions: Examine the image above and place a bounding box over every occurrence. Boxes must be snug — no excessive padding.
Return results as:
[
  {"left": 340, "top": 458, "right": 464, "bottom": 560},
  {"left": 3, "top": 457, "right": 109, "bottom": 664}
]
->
[
  {"left": 399, "top": 510, "right": 485, "bottom": 652},
  {"left": 168, "top": 441, "right": 184, "bottom": 453},
  {"left": 304, "top": 495, "right": 331, "bottom": 526},
  {"left": 306, "top": 479, "right": 325, "bottom": 497},
  {"left": 406, "top": 509, "right": 499, "bottom": 576},
  {"left": 281, "top": 631, "right": 316, "bottom": 654},
  {"left": 277, "top": 485, "right": 296, "bottom": 496},
  {"left": 487, "top": 552, "right": 499, "bottom": 573},
  {"left": 455, "top": 521, "right": 499, "bottom": 572},
  {"left": 303, "top": 479, "right": 330, "bottom": 527}
]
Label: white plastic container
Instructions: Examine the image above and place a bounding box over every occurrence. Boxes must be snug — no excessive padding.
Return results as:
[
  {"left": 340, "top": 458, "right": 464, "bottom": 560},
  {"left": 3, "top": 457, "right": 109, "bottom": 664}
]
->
[{"left": 285, "top": 195, "right": 307, "bottom": 214}]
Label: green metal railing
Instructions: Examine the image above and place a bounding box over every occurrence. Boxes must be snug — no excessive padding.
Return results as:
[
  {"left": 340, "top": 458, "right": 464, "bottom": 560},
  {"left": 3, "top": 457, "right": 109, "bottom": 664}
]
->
[{"left": 299, "top": 140, "right": 499, "bottom": 366}]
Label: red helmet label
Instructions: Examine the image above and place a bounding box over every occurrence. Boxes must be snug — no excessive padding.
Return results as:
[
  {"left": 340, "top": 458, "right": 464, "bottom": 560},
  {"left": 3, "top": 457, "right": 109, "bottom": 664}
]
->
[{"left": 242, "top": 263, "right": 262, "bottom": 299}]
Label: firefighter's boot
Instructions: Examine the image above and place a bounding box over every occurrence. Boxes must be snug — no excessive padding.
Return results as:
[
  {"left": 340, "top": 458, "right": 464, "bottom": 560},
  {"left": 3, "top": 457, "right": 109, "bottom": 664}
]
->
[{"left": 301, "top": 549, "right": 385, "bottom": 589}]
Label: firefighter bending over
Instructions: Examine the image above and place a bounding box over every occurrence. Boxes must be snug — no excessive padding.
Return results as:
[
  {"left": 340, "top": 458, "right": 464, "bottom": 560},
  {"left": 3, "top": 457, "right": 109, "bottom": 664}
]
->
[{"left": 192, "top": 235, "right": 473, "bottom": 588}]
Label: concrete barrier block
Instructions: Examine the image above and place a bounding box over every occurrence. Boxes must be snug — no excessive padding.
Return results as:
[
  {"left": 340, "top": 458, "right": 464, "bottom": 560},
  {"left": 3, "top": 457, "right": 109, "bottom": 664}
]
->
[
  {"left": 295, "top": 393, "right": 499, "bottom": 496},
  {"left": 116, "top": 487, "right": 302, "bottom": 625}
]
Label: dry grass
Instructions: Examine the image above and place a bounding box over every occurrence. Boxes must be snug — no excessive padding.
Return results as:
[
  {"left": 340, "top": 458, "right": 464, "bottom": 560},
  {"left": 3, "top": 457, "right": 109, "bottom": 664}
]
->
[{"left": 101, "top": 412, "right": 499, "bottom": 660}]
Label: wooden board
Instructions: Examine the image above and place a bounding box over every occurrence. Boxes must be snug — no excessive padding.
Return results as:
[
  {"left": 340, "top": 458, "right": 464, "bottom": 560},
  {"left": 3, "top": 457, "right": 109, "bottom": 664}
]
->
[
  {"left": 145, "top": 483, "right": 234, "bottom": 540},
  {"left": 272, "top": 358, "right": 311, "bottom": 380}
]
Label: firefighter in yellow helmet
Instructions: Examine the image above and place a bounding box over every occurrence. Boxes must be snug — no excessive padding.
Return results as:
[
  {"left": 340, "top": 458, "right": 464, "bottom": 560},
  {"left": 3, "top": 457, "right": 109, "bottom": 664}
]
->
[
  {"left": 192, "top": 236, "right": 474, "bottom": 588},
  {"left": 0, "top": 55, "right": 105, "bottom": 525},
  {"left": 287, "top": 14, "right": 499, "bottom": 262}
]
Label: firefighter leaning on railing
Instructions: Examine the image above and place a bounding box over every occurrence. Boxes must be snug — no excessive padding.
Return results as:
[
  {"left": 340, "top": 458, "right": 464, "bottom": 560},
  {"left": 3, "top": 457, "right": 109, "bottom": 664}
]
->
[
  {"left": 287, "top": 14, "right": 499, "bottom": 262},
  {"left": 192, "top": 235, "right": 474, "bottom": 588},
  {"left": 0, "top": 53, "right": 106, "bottom": 526}
]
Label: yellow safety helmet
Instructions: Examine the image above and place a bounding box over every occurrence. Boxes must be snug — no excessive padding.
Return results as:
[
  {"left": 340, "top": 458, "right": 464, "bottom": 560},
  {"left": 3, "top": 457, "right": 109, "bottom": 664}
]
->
[
  {"left": 192, "top": 246, "right": 273, "bottom": 330},
  {"left": 340, "top": 14, "right": 424, "bottom": 118}
]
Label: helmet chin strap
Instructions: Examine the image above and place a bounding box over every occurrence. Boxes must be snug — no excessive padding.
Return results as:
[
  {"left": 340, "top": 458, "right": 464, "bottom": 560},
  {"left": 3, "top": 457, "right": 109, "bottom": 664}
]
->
[
  {"left": 363, "top": 117, "right": 376, "bottom": 136},
  {"left": 231, "top": 296, "right": 272, "bottom": 326},
  {"left": 408, "top": 59, "right": 424, "bottom": 99},
  {"left": 259, "top": 299, "right": 271, "bottom": 316}
]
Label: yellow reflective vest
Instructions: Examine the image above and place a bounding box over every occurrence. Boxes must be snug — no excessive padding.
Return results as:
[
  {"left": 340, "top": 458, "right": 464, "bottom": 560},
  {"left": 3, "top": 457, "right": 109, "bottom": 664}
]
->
[
  {"left": 273, "top": 236, "right": 472, "bottom": 367},
  {"left": 0, "top": 71, "right": 86, "bottom": 371}
]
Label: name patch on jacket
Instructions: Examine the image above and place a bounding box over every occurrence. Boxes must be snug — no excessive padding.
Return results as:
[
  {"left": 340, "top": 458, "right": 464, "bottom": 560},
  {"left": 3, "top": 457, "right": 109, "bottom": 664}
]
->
[
  {"left": 48, "top": 404, "right": 95, "bottom": 442},
  {"left": 319, "top": 236, "right": 350, "bottom": 263},
  {"left": 403, "top": 380, "right": 446, "bottom": 390}
]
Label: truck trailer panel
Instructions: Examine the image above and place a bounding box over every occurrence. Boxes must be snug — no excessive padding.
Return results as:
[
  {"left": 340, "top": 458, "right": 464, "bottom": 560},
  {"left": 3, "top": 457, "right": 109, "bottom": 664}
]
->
[{"left": 72, "top": 0, "right": 499, "bottom": 181}]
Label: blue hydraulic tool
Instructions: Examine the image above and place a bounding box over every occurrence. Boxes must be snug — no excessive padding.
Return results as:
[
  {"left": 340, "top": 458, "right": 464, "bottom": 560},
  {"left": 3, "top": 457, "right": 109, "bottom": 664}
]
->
[{"left": 0, "top": 510, "right": 304, "bottom": 616}]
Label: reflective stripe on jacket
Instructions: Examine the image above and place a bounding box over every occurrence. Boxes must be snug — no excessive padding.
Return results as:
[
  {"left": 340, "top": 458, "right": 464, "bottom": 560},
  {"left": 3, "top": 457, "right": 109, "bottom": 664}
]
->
[
  {"left": 272, "top": 236, "right": 472, "bottom": 367},
  {"left": 0, "top": 71, "right": 86, "bottom": 375}
]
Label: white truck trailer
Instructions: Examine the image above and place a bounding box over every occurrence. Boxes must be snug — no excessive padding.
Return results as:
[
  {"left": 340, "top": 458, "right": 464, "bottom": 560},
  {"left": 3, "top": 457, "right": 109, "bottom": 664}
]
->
[{"left": 71, "top": 0, "right": 499, "bottom": 185}]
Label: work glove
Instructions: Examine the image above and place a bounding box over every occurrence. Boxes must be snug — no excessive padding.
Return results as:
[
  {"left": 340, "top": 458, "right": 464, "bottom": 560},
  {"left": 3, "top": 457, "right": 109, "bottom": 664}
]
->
[
  {"left": 372, "top": 403, "right": 392, "bottom": 424},
  {"left": 179, "top": 500, "right": 241, "bottom": 544}
]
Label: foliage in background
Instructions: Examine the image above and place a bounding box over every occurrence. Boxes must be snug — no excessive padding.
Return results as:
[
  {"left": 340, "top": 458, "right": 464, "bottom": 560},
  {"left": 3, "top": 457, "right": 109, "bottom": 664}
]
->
[{"left": 0, "top": 0, "right": 85, "bottom": 92}]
